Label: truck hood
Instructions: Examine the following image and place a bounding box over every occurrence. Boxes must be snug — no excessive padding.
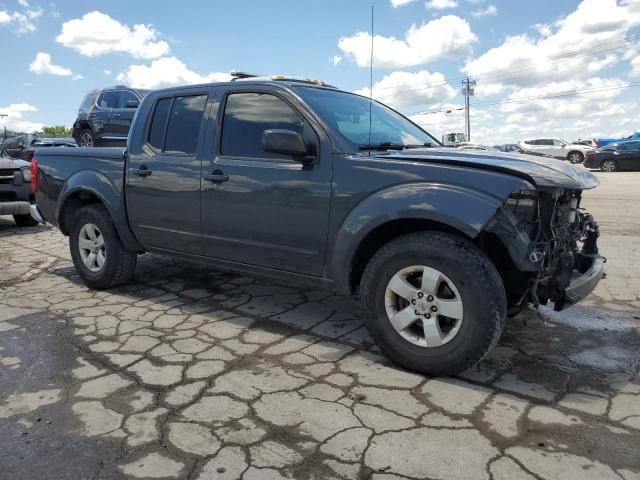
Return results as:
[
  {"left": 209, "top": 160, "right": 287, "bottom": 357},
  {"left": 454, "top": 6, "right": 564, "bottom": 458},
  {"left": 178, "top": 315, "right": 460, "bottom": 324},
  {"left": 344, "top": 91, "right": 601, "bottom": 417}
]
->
[
  {"left": 0, "top": 155, "right": 30, "bottom": 169},
  {"left": 379, "top": 148, "right": 599, "bottom": 190}
]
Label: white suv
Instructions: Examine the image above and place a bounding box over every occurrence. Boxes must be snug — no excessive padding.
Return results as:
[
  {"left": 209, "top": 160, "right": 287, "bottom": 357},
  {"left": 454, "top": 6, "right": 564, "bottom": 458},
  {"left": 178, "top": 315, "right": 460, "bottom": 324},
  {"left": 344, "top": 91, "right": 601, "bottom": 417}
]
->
[{"left": 518, "top": 138, "right": 594, "bottom": 164}]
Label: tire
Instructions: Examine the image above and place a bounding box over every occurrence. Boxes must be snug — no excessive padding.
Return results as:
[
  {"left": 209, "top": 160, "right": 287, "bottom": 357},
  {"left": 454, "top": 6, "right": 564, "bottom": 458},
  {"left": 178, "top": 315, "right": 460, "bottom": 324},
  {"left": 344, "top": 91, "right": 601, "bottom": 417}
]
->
[
  {"left": 78, "top": 129, "right": 96, "bottom": 147},
  {"left": 13, "top": 213, "right": 39, "bottom": 227},
  {"left": 567, "top": 151, "right": 584, "bottom": 164},
  {"left": 600, "top": 159, "right": 618, "bottom": 172},
  {"left": 69, "top": 204, "right": 137, "bottom": 289},
  {"left": 359, "top": 232, "right": 507, "bottom": 376}
]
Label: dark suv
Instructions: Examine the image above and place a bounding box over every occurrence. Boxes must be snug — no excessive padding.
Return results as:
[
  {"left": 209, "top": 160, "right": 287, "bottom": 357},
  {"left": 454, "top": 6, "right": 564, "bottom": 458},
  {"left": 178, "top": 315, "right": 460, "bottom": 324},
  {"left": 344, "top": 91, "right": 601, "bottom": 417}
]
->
[{"left": 72, "top": 86, "right": 149, "bottom": 147}]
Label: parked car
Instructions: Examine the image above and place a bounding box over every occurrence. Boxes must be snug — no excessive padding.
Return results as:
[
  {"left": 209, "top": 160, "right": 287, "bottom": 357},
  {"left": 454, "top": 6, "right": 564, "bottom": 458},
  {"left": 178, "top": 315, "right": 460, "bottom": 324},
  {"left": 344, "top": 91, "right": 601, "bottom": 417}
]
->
[
  {"left": 30, "top": 76, "right": 603, "bottom": 376},
  {"left": 1, "top": 134, "right": 76, "bottom": 161},
  {"left": 0, "top": 153, "right": 38, "bottom": 226},
  {"left": 595, "top": 132, "right": 640, "bottom": 148},
  {"left": 517, "top": 138, "right": 594, "bottom": 163},
  {"left": 72, "top": 86, "right": 150, "bottom": 147},
  {"left": 584, "top": 140, "right": 640, "bottom": 172}
]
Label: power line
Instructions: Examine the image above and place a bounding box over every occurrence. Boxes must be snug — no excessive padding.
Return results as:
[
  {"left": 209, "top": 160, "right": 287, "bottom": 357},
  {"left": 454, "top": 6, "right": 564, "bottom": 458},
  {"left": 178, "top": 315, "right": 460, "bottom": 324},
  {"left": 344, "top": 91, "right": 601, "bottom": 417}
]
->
[{"left": 406, "top": 80, "right": 640, "bottom": 116}]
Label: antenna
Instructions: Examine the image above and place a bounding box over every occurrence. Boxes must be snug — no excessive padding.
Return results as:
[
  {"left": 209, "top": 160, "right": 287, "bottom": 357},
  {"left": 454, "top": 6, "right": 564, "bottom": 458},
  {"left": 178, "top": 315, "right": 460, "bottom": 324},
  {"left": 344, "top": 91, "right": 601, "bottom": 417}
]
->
[{"left": 367, "top": 5, "right": 374, "bottom": 155}]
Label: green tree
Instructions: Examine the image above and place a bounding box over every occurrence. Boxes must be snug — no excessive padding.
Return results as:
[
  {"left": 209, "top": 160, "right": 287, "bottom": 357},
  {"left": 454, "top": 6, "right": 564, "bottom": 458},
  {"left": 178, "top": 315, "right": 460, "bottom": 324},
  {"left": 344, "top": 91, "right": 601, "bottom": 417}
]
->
[{"left": 35, "top": 125, "right": 73, "bottom": 137}]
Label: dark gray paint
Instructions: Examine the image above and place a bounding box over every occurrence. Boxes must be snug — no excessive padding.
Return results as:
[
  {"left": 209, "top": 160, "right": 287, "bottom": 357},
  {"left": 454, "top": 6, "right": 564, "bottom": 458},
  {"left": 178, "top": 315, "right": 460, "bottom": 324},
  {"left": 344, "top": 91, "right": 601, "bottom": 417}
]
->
[{"left": 34, "top": 80, "right": 600, "bottom": 294}]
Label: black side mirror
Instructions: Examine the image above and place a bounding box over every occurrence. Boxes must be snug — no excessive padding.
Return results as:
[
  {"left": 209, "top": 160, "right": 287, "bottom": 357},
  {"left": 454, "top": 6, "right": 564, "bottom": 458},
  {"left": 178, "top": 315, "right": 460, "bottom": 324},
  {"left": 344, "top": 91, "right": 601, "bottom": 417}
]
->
[
  {"left": 126, "top": 100, "right": 140, "bottom": 108},
  {"left": 262, "top": 129, "right": 313, "bottom": 162}
]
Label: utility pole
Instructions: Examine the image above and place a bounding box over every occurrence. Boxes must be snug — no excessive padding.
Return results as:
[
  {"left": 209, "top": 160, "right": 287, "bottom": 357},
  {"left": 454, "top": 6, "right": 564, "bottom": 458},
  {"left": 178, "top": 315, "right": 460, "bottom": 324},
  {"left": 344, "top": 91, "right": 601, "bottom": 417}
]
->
[{"left": 461, "top": 77, "right": 476, "bottom": 142}]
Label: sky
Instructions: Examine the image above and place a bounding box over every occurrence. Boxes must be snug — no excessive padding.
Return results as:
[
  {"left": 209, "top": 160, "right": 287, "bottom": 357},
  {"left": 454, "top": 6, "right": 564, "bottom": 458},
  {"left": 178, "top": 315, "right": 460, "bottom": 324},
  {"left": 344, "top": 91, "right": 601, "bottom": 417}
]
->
[{"left": 1, "top": 0, "right": 639, "bottom": 144}]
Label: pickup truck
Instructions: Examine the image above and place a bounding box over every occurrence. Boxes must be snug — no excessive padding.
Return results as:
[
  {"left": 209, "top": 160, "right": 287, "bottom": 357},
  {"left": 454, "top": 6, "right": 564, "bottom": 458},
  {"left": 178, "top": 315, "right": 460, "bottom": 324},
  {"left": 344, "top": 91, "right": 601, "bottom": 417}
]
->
[
  {"left": 0, "top": 154, "right": 39, "bottom": 226},
  {"left": 29, "top": 77, "right": 604, "bottom": 376}
]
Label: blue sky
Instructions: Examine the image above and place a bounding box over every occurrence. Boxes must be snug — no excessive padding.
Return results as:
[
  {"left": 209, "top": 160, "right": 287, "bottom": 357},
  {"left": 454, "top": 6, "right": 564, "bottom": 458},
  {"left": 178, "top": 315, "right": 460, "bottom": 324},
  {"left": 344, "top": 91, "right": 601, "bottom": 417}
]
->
[{"left": 1, "top": 0, "right": 639, "bottom": 143}]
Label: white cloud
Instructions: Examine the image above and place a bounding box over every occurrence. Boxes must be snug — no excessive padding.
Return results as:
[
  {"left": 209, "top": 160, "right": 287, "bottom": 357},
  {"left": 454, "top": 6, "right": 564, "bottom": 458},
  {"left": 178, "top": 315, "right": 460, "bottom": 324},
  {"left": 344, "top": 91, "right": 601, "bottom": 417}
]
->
[
  {"left": 0, "top": 8, "right": 38, "bottom": 33},
  {"left": 391, "top": 0, "right": 418, "bottom": 6},
  {"left": 103, "top": 69, "right": 112, "bottom": 76},
  {"left": 0, "top": 103, "right": 43, "bottom": 133},
  {"left": 354, "top": 70, "right": 457, "bottom": 109},
  {"left": 464, "top": 0, "right": 640, "bottom": 87},
  {"left": 471, "top": 4, "right": 496, "bottom": 17},
  {"left": 630, "top": 55, "right": 640, "bottom": 77},
  {"left": 56, "top": 11, "right": 170, "bottom": 59},
  {"left": 338, "top": 15, "right": 477, "bottom": 68},
  {"left": 72, "top": 74, "right": 84, "bottom": 81},
  {"left": 116, "top": 56, "right": 231, "bottom": 89},
  {"left": 332, "top": 55, "right": 343, "bottom": 66},
  {"left": 29, "top": 52, "right": 72, "bottom": 76},
  {"left": 426, "top": 0, "right": 458, "bottom": 9},
  {"left": 17, "top": 0, "right": 30, "bottom": 7}
]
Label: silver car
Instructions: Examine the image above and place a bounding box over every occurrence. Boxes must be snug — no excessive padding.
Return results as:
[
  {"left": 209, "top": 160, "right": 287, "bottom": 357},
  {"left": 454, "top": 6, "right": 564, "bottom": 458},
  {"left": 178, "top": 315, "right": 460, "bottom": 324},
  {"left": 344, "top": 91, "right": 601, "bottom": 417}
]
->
[{"left": 518, "top": 138, "right": 594, "bottom": 163}]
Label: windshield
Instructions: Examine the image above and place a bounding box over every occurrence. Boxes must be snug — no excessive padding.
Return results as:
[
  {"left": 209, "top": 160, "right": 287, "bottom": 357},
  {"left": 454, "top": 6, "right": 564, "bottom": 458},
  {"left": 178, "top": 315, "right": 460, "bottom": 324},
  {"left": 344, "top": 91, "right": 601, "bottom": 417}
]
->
[{"left": 293, "top": 87, "right": 438, "bottom": 149}]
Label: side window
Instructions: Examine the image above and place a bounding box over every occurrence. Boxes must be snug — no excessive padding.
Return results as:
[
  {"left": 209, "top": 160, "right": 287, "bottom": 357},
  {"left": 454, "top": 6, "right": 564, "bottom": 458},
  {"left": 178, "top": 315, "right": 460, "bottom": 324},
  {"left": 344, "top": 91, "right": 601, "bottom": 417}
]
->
[
  {"left": 119, "top": 90, "right": 139, "bottom": 109},
  {"left": 552, "top": 139, "right": 563, "bottom": 146},
  {"left": 221, "top": 92, "right": 304, "bottom": 159},
  {"left": 163, "top": 95, "right": 208, "bottom": 155},
  {"left": 147, "top": 98, "right": 172, "bottom": 150},
  {"left": 79, "top": 93, "right": 96, "bottom": 113},
  {"left": 98, "top": 91, "right": 119, "bottom": 109}
]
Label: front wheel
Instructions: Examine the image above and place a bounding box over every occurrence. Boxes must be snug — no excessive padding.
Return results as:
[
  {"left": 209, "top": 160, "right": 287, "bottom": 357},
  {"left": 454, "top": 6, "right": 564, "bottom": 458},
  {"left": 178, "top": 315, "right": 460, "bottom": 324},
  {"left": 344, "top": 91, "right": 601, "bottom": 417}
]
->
[
  {"left": 13, "top": 213, "right": 39, "bottom": 227},
  {"left": 567, "top": 151, "right": 584, "bottom": 164},
  {"left": 600, "top": 159, "right": 618, "bottom": 172},
  {"left": 69, "top": 204, "right": 137, "bottom": 289},
  {"left": 78, "top": 129, "right": 96, "bottom": 147},
  {"left": 359, "top": 232, "right": 507, "bottom": 376}
]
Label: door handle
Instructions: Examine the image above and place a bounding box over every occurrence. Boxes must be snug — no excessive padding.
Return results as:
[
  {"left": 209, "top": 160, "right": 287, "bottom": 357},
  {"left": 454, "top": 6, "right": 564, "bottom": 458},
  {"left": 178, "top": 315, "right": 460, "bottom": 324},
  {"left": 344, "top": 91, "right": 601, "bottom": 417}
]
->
[
  {"left": 133, "top": 166, "right": 152, "bottom": 177},
  {"left": 204, "top": 170, "right": 229, "bottom": 183},
  {"left": 113, "top": 113, "right": 121, "bottom": 117}
]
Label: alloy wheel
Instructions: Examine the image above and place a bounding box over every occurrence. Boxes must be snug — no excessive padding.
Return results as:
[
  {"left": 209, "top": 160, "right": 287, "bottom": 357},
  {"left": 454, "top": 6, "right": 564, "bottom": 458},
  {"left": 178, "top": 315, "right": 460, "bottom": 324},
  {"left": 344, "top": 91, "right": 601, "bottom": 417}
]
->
[
  {"left": 601, "top": 160, "right": 617, "bottom": 172},
  {"left": 384, "top": 265, "right": 464, "bottom": 348},
  {"left": 78, "top": 223, "right": 106, "bottom": 272},
  {"left": 569, "top": 153, "right": 582, "bottom": 164},
  {"left": 80, "top": 132, "right": 94, "bottom": 147}
]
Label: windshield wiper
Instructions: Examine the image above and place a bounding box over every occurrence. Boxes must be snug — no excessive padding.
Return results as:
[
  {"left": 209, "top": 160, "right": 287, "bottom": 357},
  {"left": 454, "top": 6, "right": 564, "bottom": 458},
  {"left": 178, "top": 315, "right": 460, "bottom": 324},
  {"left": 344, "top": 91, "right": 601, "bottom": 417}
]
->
[
  {"left": 403, "top": 142, "right": 433, "bottom": 149},
  {"left": 359, "top": 142, "right": 405, "bottom": 151}
]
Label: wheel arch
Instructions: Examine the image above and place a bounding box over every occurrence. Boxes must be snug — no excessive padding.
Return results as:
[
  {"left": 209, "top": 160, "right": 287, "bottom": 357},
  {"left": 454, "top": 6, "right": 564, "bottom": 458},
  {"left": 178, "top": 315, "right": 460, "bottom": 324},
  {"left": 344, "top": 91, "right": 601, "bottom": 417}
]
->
[
  {"left": 327, "top": 182, "right": 517, "bottom": 295},
  {"left": 56, "top": 171, "right": 142, "bottom": 251}
]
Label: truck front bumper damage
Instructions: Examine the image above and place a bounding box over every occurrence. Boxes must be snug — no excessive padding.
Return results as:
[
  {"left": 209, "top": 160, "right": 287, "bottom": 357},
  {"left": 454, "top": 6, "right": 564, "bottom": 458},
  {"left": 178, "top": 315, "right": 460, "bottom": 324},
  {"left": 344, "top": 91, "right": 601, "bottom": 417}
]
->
[
  {"left": 557, "top": 254, "right": 605, "bottom": 310},
  {"left": 30, "top": 204, "right": 45, "bottom": 224}
]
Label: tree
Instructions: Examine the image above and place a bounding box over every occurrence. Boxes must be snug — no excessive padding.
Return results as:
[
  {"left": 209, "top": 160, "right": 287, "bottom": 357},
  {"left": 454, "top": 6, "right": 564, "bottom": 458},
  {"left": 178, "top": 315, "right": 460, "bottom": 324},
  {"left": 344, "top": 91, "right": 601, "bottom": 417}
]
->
[{"left": 35, "top": 125, "right": 73, "bottom": 137}]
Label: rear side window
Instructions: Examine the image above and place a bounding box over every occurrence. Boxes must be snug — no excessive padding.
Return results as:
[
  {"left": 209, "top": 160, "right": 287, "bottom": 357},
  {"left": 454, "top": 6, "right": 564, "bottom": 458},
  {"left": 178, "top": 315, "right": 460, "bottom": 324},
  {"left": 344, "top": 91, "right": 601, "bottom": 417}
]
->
[
  {"left": 164, "top": 95, "right": 208, "bottom": 155},
  {"left": 98, "top": 91, "right": 119, "bottom": 109},
  {"left": 221, "top": 93, "right": 303, "bottom": 159},
  {"left": 79, "top": 93, "right": 96, "bottom": 113},
  {"left": 148, "top": 98, "right": 172, "bottom": 150}
]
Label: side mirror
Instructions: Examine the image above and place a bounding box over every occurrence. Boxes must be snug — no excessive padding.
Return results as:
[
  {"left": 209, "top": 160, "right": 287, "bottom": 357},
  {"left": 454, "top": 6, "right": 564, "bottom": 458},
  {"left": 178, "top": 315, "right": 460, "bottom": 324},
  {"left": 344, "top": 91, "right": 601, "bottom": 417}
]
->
[
  {"left": 126, "top": 100, "right": 140, "bottom": 108},
  {"left": 17, "top": 143, "right": 25, "bottom": 150},
  {"left": 262, "top": 129, "right": 313, "bottom": 162}
]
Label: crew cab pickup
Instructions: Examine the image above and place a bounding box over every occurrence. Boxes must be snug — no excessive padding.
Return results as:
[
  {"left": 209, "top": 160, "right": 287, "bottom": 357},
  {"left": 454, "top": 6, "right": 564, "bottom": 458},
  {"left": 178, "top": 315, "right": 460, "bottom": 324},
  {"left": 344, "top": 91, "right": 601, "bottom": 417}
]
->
[{"left": 30, "top": 78, "right": 604, "bottom": 375}]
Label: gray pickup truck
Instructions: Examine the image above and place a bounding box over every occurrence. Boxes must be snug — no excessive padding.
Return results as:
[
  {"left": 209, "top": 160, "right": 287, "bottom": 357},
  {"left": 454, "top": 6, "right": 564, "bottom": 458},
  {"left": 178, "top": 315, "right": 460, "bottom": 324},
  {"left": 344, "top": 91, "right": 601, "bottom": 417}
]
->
[
  {"left": 0, "top": 154, "right": 39, "bottom": 226},
  {"left": 30, "top": 76, "right": 604, "bottom": 375}
]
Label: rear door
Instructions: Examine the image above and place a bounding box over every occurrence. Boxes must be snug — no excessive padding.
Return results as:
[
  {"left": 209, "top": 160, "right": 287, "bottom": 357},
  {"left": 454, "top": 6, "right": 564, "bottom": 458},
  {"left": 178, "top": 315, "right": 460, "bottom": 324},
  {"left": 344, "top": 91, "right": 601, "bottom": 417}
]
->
[
  {"left": 200, "top": 86, "right": 333, "bottom": 276},
  {"left": 126, "top": 89, "right": 212, "bottom": 254},
  {"left": 616, "top": 142, "right": 640, "bottom": 170},
  {"left": 94, "top": 90, "right": 119, "bottom": 142}
]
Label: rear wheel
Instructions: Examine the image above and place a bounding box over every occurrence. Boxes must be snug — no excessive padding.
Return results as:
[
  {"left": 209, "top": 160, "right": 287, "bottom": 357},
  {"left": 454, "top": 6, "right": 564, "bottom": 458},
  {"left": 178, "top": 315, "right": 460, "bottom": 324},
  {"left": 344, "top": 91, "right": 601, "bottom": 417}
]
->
[
  {"left": 600, "top": 159, "right": 618, "bottom": 172},
  {"left": 13, "top": 213, "right": 39, "bottom": 227},
  {"left": 359, "top": 232, "right": 507, "bottom": 376},
  {"left": 69, "top": 204, "right": 137, "bottom": 289},
  {"left": 567, "top": 151, "right": 584, "bottom": 164},
  {"left": 79, "top": 129, "right": 96, "bottom": 147}
]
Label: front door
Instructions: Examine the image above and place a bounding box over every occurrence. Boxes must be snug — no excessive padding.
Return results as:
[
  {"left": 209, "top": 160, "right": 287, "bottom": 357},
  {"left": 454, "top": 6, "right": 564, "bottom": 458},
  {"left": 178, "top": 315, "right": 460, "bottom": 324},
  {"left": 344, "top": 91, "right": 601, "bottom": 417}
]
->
[
  {"left": 110, "top": 90, "right": 140, "bottom": 143},
  {"left": 126, "top": 91, "right": 210, "bottom": 254},
  {"left": 200, "top": 88, "right": 332, "bottom": 276}
]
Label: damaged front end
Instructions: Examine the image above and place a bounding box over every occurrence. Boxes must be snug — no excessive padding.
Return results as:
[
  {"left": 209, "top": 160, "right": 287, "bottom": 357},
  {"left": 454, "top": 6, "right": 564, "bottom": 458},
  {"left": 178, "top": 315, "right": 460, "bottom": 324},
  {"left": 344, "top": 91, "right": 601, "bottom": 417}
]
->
[{"left": 485, "top": 186, "right": 604, "bottom": 312}]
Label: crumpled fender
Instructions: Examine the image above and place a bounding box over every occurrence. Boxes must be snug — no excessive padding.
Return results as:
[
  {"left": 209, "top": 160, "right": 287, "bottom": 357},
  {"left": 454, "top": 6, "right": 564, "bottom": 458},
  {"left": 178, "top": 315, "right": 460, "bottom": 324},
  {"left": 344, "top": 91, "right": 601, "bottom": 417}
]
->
[{"left": 327, "top": 181, "right": 528, "bottom": 294}]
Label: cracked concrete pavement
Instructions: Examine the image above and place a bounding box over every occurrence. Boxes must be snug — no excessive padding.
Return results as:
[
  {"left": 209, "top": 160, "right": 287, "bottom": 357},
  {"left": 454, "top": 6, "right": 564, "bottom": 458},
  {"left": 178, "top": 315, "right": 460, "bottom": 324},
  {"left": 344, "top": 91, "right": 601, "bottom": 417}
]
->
[{"left": 0, "top": 171, "right": 639, "bottom": 480}]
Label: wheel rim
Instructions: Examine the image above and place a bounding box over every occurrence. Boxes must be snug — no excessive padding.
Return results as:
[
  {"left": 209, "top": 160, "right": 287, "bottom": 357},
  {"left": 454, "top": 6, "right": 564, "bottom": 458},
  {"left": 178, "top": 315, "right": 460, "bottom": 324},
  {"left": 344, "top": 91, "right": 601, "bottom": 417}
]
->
[
  {"left": 569, "top": 153, "right": 581, "bottom": 163},
  {"left": 384, "top": 265, "right": 464, "bottom": 348},
  {"left": 602, "top": 160, "right": 616, "bottom": 172},
  {"left": 80, "top": 132, "right": 93, "bottom": 147},
  {"left": 78, "top": 223, "right": 106, "bottom": 272}
]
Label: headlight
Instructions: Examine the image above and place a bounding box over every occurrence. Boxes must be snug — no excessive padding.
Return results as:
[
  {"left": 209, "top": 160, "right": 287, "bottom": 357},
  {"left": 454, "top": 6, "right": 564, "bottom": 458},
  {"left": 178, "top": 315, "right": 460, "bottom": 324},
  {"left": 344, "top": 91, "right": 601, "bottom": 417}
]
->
[
  {"left": 504, "top": 189, "right": 538, "bottom": 226},
  {"left": 21, "top": 167, "right": 31, "bottom": 182}
]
